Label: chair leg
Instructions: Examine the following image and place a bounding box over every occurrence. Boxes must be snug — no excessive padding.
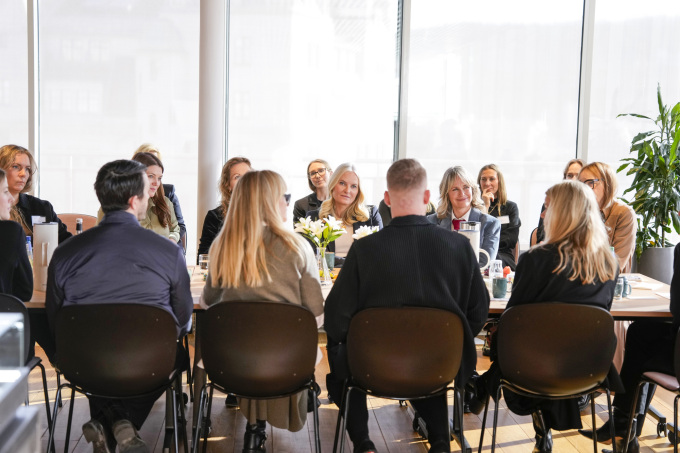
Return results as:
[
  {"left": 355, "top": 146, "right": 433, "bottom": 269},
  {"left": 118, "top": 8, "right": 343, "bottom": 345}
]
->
[
  {"left": 56, "top": 373, "right": 63, "bottom": 408},
  {"left": 674, "top": 394, "right": 679, "bottom": 453},
  {"left": 590, "top": 392, "right": 598, "bottom": 453},
  {"left": 183, "top": 336, "right": 193, "bottom": 402},
  {"left": 202, "top": 386, "right": 215, "bottom": 453},
  {"left": 477, "top": 394, "right": 491, "bottom": 453},
  {"left": 311, "top": 382, "right": 321, "bottom": 453},
  {"left": 37, "top": 362, "right": 53, "bottom": 427},
  {"left": 605, "top": 389, "right": 617, "bottom": 453},
  {"left": 332, "top": 379, "right": 350, "bottom": 453},
  {"left": 62, "top": 387, "right": 76, "bottom": 453},
  {"left": 170, "top": 385, "right": 179, "bottom": 453},
  {"left": 623, "top": 381, "right": 646, "bottom": 453},
  {"left": 338, "top": 387, "right": 354, "bottom": 453},
  {"left": 47, "top": 385, "right": 64, "bottom": 453},
  {"left": 490, "top": 384, "right": 503, "bottom": 453},
  {"left": 453, "top": 387, "right": 465, "bottom": 452},
  {"left": 192, "top": 385, "right": 209, "bottom": 453}
]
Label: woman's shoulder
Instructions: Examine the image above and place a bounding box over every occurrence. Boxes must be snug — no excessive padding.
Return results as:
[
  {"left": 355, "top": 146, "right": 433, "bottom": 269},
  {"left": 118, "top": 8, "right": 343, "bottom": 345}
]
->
[
  {"left": 18, "top": 193, "right": 54, "bottom": 211},
  {"left": 610, "top": 199, "right": 635, "bottom": 217},
  {"left": 0, "top": 219, "right": 24, "bottom": 236}
]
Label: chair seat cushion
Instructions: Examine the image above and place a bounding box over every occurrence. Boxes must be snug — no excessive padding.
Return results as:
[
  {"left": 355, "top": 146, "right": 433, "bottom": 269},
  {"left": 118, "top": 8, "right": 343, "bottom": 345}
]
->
[{"left": 643, "top": 371, "right": 680, "bottom": 392}]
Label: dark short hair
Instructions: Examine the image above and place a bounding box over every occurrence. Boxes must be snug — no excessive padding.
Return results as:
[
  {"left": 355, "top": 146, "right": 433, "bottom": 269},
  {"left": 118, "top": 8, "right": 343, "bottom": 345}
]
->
[
  {"left": 387, "top": 158, "right": 426, "bottom": 191},
  {"left": 95, "top": 160, "right": 147, "bottom": 214}
]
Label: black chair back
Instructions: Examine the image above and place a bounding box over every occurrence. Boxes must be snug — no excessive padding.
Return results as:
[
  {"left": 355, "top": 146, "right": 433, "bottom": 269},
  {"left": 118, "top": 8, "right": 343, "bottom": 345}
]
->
[
  {"left": 674, "top": 326, "right": 680, "bottom": 381},
  {"left": 347, "top": 307, "right": 464, "bottom": 398},
  {"left": 55, "top": 303, "right": 178, "bottom": 397},
  {"left": 497, "top": 302, "right": 615, "bottom": 396},
  {"left": 200, "top": 301, "right": 318, "bottom": 397},
  {"left": 0, "top": 293, "right": 31, "bottom": 363}
]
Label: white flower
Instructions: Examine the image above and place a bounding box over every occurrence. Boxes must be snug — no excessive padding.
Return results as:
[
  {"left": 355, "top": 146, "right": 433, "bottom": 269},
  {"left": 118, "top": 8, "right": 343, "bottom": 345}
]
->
[
  {"left": 325, "top": 216, "right": 343, "bottom": 232},
  {"left": 352, "top": 225, "right": 379, "bottom": 240},
  {"left": 308, "top": 220, "right": 325, "bottom": 239},
  {"left": 293, "top": 216, "right": 312, "bottom": 234}
]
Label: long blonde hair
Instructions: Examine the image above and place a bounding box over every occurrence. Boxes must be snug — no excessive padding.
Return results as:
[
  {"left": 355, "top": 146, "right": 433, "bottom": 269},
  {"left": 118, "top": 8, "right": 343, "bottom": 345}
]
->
[
  {"left": 436, "top": 166, "right": 486, "bottom": 218},
  {"left": 318, "top": 162, "right": 369, "bottom": 225},
  {"left": 541, "top": 180, "right": 617, "bottom": 284},
  {"left": 209, "top": 170, "right": 305, "bottom": 288}
]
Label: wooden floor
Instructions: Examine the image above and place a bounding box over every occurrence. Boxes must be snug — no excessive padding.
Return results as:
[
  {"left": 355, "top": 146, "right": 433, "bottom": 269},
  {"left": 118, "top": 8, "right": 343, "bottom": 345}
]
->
[{"left": 29, "top": 338, "right": 680, "bottom": 452}]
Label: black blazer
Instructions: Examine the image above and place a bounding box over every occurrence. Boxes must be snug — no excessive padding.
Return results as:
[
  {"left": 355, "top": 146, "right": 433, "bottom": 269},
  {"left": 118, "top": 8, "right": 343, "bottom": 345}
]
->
[
  {"left": 292, "top": 192, "right": 323, "bottom": 225},
  {"left": 324, "top": 215, "right": 490, "bottom": 384},
  {"left": 16, "top": 193, "right": 71, "bottom": 243},
  {"left": 0, "top": 220, "right": 33, "bottom": 301},
  {"left": 488, "top": 199, "right": 521, "bottom": 269},
  {"left": 197, "top": 207, "right": 224, "bottom": 262}
]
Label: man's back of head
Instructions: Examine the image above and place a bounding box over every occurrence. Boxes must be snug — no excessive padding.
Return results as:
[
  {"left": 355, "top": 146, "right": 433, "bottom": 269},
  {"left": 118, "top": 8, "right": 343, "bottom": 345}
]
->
[
  {"left": 385, "top": 158, "right": 429, "bottom": 218},
  {"left": 95, "top": 159, "right": 147, "bottom": 215}
]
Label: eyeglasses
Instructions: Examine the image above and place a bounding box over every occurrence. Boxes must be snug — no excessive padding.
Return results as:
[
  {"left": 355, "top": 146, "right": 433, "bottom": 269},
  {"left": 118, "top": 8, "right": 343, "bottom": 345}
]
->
[
  {"left": 308, "top": 168, "right": 327, "bottom": 178},
  {"left": 582, "top": 178, "right": 600, "bottom": 189},
  {"left": 284, "top": 193, "right": 291, "bottom": 205}
]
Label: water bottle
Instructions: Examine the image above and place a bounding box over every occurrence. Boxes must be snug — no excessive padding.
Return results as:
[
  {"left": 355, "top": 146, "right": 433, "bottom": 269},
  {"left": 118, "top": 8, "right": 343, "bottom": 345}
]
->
[
  {"left": 76, "top": 218, "right": 83, "bottom": 235},
  {"left": 26, "top": 236, "right": 33, "bottom": 267}
]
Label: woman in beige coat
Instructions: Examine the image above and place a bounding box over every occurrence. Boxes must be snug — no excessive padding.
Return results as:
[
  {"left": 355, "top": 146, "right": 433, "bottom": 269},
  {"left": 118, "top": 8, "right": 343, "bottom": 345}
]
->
[{"left": 201, "top": 170, "right": 324, "bottom": 453}]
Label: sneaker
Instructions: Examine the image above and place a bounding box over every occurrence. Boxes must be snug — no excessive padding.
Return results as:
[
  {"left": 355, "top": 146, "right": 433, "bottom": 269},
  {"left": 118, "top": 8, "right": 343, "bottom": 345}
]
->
[
  {"left": 112, "top": 419, "right": 150, "bottom": 453},
  {"left": 82, "top": 420, "right": 111, "bottom": 453},
  {"left": 354, "top": 438, "right": 377, "bottom": 453}
]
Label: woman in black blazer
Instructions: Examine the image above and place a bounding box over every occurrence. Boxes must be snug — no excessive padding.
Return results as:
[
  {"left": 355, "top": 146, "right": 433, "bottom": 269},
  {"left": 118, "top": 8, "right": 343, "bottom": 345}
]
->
[
  {"left": 478, "top": 180, "right": 618, "bottom": 453},
  {"left": 0, "top": 168, "right": 32, "bottom": 301},
  {"left": 305, "top": 162, "right": 382, "bottom": 266}
]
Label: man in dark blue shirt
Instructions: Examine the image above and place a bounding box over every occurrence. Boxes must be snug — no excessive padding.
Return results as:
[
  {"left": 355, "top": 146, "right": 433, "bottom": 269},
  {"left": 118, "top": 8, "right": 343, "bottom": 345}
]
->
[{"left": 46, "top": 159, "right": 192, "bottom": 453}]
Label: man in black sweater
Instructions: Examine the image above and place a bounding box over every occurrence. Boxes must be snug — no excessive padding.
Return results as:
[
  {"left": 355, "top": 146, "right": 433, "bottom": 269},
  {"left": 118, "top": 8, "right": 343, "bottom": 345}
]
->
[{"left": 324, "top": 158, "right": 490, "bottom": 453}]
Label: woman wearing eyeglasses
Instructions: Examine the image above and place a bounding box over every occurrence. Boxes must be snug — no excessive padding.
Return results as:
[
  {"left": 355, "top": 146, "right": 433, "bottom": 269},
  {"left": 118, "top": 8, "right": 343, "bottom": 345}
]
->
[
  {"left": 292, "top": 159, "right": 333, "bottom": 225},
  {"left": 578, "top": 162, "right": 636, "bottom": 273}
]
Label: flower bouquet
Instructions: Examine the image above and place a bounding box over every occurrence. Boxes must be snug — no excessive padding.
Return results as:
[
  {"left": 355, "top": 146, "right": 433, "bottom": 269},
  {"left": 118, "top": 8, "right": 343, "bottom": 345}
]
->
[
  {"left": 294, "top": 216, "right": 346, "bottom": 285},
  {"left": 352, "top": 225, "right": 379, "bottom": 240}
]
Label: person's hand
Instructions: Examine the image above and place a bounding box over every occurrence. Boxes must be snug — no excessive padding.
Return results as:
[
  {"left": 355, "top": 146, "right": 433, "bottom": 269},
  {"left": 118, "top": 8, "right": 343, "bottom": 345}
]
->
[{"left": 481, "top": 189, "right": 495, "bottom": 209}]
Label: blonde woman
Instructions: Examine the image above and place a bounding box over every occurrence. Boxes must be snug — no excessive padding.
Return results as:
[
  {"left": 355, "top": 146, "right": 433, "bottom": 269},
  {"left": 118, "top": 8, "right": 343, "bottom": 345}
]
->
[
  {"left": 579, "top": 161, "right": 636, "bottom": 273},
  {"left": 427, "top": 166, "right": 500, "bottom": 265},
  {"left": 197, "top": 157, "right": 251, "bottom": 258},
  {"left": 201, "top": 170, "right": 324, "bottom": 451},
  {"left": 292, "top": 159, "right": 333, "bottom": 224},
  {"left": 306, "top": 163, "right": 382, "bottom": 264},
  {"left": 477, "top": 180, "right": 618, "bottom": 453}
]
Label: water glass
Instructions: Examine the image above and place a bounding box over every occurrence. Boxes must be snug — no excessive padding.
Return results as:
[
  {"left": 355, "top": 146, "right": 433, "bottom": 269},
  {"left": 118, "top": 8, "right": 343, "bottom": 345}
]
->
[
  {"left": 198, "top": 254, "right": 209, "bottom": 271},
  {"left": 492, "top": 277, "right": 508, "bottom": 299},
  {"left": 489, "top": 260, "right": 504, "bottom": 279}
]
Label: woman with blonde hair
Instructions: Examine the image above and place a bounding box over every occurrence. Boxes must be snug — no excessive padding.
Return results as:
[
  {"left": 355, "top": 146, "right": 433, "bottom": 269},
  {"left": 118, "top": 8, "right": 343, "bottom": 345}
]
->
[
  {"left": 307, "top": 162, "right": 382, "bottom": 264},
  {"left": 475, "top": 180, "right": 618, "bottom": 453},
  {"left": 0, "top": 144, "right": 71, "bottom": 243},
  {"left": 197, "top": 156, "right": 251, "bottom": 258},
  {"left": 478, "top": 163, "right": 521, "bottom": 269},
  {"left": 292, "top": 159, "right": 333, "bottom": 224},
  {"left": 201, "top": 170, "right": 324, "bottom": 452},
  {"left": 579, "top": 161, "right": 636, "bottom": 273},
  {"left": 428, "top": 166, "right": 500, "bottom": 265}
]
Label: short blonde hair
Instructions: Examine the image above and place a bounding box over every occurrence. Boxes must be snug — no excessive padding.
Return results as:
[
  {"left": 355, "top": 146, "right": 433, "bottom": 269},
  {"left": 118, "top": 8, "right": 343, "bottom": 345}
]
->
[
  {"left": 436, "top": 166, "right": 486, "bottom": 219},
  {"left": 134, "top": 143, "right": 162, "bottom": 161},
  {"left": 580, "top": 162, "right": 618, "bottom": 210},
  {"left": 541, "top": 180, "right": 618, "bottom": 284},
  {"left": 209, "top": 170, "right": 305, "bottom": 288},
  {"left": 318, "top": 163, "right": 369, "bottom": 225}
]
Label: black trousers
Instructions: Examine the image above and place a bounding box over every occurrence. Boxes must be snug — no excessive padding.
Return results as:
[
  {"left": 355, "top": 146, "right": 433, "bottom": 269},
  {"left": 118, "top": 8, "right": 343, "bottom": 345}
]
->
[
  {"left": 326, "top": 344, "right": 450, "bottom": 446},
  {"left": 88, "top": 343, "right": 188, "bottom": 449},
  {"left": 28, "top": 311, "right": 56, "bottom": 363}
]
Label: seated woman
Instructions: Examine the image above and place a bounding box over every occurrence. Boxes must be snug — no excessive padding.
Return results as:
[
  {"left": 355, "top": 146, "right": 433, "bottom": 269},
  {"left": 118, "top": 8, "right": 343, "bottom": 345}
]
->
[
  {"left": 292, "top": 159, "right": 332, "bottom": 225},
  {"left": 579, "top": 162, "right": 636, "bottom": 273},
  {"left": 200, "top": 170, "right": 324, "bottom": 452},
  {"left": 97, "top": 152, "right": 180, "bottom": 243},
  {"left": 479, "top": 180, "right": 618, "bottom": 453},
  {"left": 133, "top": 143, "right": 187, "bottom": 246},
  {"left": 427, "top": 166, "right": 500, "bottom": 266},
  {"left": 0, "top": 144, "right": 71, "bottom": 243},
  {"left": 197, "top": 157, "right": 251, "bottom": 259},
  {"left": 478, "top": 164, "right": 521, "bottom": 269},
  {"left": 0, "top": 168, "right": 32, "bottom": 301},
  {"left": 532, "top": 158, "right": 586, "bottom": 246},
  {"left": 306, "top": 163, "right": 382, "bottom": 265}
]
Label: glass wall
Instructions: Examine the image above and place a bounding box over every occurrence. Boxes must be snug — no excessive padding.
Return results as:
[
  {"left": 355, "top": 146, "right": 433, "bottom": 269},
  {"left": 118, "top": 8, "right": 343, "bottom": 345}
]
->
[
  {"left": 227, "top": 0, "right": 400, "bottom": 220},
  {"left": 0, "top": 1, "right": 28, "bottom": 145},
  {"left": 587, "top": 0, "right": 680, "bottom": 200},
  {"left": 406, "top": 0, "right": 584, "bottom": 246},
  {"left": 37, "top": 0, "right": 200, "bottom": 254}
]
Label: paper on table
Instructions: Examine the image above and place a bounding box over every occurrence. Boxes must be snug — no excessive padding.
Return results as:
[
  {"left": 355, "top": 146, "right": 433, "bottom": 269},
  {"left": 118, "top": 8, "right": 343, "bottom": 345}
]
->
[
  {"left": 656, "top": 292, "right": 671, "bottom": 300},
  {"left": 629, "top": 282, "right": 663, "bottom": 291}
]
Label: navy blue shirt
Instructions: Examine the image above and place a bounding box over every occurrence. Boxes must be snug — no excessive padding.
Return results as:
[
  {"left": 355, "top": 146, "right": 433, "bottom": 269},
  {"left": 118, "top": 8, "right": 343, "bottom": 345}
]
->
[{"left": 45, "top": 210, "right": 193, "bottom": 337}]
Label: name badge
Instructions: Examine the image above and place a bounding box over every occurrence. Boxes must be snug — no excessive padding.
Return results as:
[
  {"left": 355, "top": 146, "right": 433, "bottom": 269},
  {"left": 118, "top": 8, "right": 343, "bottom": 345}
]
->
[
  {"left": 31, "top": 215, "right": 47, "bottom": 226},
  {"left": 498, "top": 215, "right": 510, "bottom": 225}
]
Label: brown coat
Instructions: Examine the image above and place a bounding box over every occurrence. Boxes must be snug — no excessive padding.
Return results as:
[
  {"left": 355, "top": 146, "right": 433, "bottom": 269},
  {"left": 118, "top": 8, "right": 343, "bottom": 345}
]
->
[{"left": 603, "top": 199, "right": 636, "bottom": 273}]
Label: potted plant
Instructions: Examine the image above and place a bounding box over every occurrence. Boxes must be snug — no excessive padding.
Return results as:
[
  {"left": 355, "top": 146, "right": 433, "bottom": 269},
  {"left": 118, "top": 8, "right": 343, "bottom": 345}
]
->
[{"left": 618, "top": 84, "right": 680, "bottom": 283}]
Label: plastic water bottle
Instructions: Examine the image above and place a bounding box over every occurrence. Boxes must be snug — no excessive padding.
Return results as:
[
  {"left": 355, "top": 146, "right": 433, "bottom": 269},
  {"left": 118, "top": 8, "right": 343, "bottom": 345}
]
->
[
  {"left": 76, "top": 218, "right": 83, "bottom": 234},
  {"left": 26, "top": 236, "right": 33, "bottom": 267}
]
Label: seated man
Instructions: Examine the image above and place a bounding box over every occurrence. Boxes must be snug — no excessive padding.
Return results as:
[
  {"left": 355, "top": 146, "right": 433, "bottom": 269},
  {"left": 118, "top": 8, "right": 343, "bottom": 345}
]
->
[
  {"left": 46, "top": 159, "right": 192, "bottom": 453},
  {"left": 324, "top": 158, "right": 490, "bottom": 453}
]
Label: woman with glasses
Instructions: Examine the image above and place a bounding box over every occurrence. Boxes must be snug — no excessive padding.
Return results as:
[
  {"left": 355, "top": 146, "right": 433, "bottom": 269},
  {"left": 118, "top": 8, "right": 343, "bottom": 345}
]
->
[
  {"left": 579, "top": 161, "right": 636, "bottom": 273},
  {"left": 0, "top": 144, "right": 72, "bottom": 243},
  {"left": 531, "top": 158, "right": 587, "bottom": 246},
  {"left": 197, "top": 157, "right": 252, "bottom": 258},
  {"left": 428, "top": 166, "right": 500, "bottom": 266},
  {"left": 478, "top": 164, "right": 521, "bottom": 270},
  {"left": 292, "top": 159, "right": 333, "bottom": 224},
  {"left": 306, "top": 163, "right": 382, "bottom": 266},
  {"left": 201, "top": 170, "right": 324, "bottom": 452}
]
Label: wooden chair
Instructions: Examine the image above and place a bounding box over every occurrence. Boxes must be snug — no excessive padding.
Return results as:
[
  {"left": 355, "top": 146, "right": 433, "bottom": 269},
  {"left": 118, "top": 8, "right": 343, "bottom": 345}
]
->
[{"left": 57, "top": 213, "right": 97, "bottom": 235}]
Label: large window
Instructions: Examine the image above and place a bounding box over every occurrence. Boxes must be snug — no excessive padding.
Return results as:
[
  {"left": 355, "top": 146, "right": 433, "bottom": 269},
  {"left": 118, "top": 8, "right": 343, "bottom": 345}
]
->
[
  {"left": 406, "top": 1, "right": 584, "bottom": 246},
  {"left": 227, "top": 0, "right": 400, "bottom": 217},
  {"left": 0, "top": 1, "right": 28, "bottom": 145},
  {"left": 37, "top": 0, "right": 200, "bottom": 254}
]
